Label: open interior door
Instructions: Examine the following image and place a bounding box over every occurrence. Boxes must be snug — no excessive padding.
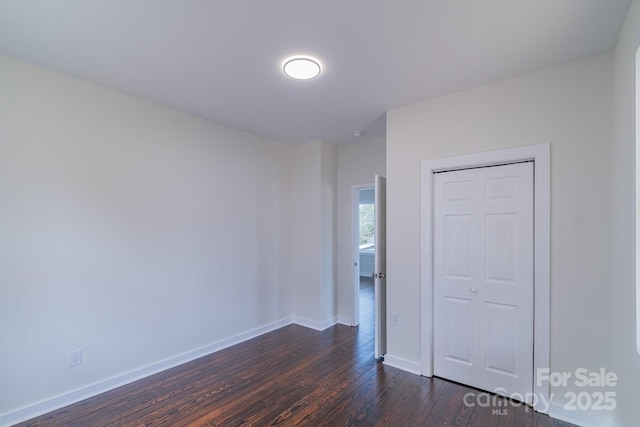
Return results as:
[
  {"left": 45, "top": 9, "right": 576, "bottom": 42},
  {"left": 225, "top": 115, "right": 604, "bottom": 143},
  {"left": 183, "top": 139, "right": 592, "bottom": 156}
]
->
[{"left": 374, "top": 175, "right": 387, "bottom": 360}]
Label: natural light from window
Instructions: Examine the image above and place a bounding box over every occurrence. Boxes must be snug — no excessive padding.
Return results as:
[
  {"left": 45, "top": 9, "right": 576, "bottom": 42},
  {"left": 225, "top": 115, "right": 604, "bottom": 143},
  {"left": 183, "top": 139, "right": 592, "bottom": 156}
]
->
[{"left": 359, "top": 204, "right": 375, "bottom": 250}]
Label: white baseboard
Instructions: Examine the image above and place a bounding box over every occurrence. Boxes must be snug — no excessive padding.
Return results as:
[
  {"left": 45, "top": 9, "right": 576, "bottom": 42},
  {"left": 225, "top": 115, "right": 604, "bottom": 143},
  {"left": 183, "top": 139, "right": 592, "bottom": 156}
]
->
[
  {"left": 548, "top": 404, "right": 613, "bottom": 427},
  {"left": 337, "top": 315, "right": 355, "bottom": 326},
  {"left": 0, "top": 317, "right": 293, "bottom": 427},
  {"left": 383, "top": 354, "right": 422, "bottom": 375},
  {"left": 292, "top": 316, "right": 337, "bottom": 331}
]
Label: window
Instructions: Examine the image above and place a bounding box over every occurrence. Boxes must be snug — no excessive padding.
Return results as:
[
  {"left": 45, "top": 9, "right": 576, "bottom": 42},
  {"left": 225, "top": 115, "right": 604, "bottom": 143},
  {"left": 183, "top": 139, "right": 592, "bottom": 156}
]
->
[{"left": 359, "top": 203, "right": 374, "bottom": 249}]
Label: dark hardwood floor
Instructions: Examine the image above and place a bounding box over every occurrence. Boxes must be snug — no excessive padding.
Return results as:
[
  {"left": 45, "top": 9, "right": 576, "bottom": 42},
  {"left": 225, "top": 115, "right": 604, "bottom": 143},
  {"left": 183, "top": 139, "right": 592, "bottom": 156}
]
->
[
  {"left": 18, "top": 280, "right": 575, "bottom": 426},
  {"left": 359, "top": 276, "right": 375, "bottom": 338}
]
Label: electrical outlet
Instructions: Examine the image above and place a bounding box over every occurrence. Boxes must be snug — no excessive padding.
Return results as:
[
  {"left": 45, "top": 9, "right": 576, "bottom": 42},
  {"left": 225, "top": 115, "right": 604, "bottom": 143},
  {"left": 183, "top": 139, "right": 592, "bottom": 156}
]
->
[
  {"left": 68, "top": 349, "right": 83, "bottom": 367},
  {"left": 390, "top": 312, "right": 399, "bottom": 326}
]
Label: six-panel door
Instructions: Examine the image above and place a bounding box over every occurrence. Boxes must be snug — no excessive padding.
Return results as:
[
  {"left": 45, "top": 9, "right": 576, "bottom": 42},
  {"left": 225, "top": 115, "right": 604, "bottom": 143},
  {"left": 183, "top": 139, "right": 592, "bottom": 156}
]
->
[{"left": 433, "top": 162, "right": 534, "bottom": 403}]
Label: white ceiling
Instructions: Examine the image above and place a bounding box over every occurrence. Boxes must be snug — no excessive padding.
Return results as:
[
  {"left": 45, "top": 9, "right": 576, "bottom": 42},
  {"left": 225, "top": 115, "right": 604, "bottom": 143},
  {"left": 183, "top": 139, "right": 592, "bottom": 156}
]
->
[{"left": 0, "top": 0, "right": 631, "bottom": 145}]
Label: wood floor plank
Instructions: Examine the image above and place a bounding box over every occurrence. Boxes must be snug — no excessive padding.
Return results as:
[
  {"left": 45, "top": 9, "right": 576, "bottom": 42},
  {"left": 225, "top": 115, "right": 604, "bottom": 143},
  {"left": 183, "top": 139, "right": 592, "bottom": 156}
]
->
[{"left": 17, "top": 286, "right": 577, "bottom": 427}]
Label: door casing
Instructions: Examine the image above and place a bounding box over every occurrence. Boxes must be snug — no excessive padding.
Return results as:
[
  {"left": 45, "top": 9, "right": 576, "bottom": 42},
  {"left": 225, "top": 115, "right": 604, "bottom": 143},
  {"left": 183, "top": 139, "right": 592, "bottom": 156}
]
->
[{"left": 419, "top": 143, "right": 550, "bottom": 413}]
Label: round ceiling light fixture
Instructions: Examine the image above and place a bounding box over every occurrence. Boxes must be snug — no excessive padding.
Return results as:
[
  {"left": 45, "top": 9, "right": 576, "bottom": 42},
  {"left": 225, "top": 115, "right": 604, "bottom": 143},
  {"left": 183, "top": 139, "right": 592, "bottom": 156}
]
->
[{"left": 283, "top": 56, "right": 322, "bottom": 80}]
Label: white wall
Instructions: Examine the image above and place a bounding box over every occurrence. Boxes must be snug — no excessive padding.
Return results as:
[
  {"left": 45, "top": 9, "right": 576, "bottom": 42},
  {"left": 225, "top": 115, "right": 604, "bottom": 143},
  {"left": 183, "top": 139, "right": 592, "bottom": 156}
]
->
[
  {"left": 290, "top": 140, "right": 338, "bottom": 329},
  {"left": 0, "top": 55, "right": 294, "bottom": 422},
  {"left": 291, "top": 142, "right": 322, "bottom": 325},
  {"left": 387, "top": 54, "right": 613, "bottom": 424},
  {"left": 321, "top": 142, "right": 338, "bottom": 323},
  {"left": 336, "top": 138, "right": 386, "bottom": 325},
  {"left": 611, "top": 1, "right": 640, "bottom": 425}
]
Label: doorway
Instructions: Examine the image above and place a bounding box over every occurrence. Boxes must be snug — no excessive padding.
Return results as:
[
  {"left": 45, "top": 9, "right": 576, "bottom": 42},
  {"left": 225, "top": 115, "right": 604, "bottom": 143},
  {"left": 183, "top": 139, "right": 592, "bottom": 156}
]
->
[
  {"left": 357, "top": 186, "right": 375, "bottom": 337},
  {"left": 352, "top": 177, "right": 387, "bottom": 360}
]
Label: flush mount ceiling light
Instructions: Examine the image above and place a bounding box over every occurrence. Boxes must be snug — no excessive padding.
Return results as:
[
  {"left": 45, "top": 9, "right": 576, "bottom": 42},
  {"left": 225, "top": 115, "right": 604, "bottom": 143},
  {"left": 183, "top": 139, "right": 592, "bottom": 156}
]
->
[{"left": 283, "top": 56, "right": 322, "bottom": 80}]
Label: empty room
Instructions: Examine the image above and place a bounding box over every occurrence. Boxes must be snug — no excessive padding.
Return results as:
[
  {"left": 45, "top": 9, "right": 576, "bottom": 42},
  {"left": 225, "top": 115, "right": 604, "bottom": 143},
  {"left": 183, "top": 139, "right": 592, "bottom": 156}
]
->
[{"left": 1, "top": 1, "right": 639, "bottom": 426}]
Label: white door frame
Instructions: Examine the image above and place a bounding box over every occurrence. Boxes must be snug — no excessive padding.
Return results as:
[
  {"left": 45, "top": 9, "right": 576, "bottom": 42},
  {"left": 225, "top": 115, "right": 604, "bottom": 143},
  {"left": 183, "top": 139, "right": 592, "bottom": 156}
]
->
[
  {"left": 351, "top": 183, "right": 374, "bottom": 326},
  {"left": 420, "top": 143, "right": 550, "bottom": 413}
]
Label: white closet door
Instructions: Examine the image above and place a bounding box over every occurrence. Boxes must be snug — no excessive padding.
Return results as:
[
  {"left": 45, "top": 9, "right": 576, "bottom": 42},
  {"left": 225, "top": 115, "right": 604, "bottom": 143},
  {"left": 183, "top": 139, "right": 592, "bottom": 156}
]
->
[{"left": 433, "top": 162, "right": 533, "bottom": 403}]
